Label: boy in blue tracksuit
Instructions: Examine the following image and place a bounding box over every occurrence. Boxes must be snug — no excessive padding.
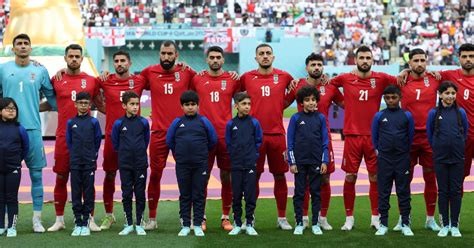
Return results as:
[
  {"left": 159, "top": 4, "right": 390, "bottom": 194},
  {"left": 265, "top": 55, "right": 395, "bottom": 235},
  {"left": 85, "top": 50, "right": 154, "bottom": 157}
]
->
[
  {"left": 166, "top": 90, "right": 217, "bottom": 237},
  {"left": 427, "top": 81, "right": 468, "bottom": 238},
  {"left": 225, "top": 92, "right": 263, "bottom": 236},
  {"left": 66, "top": 92, "right": 102, "bottom": 237},
  {"left": 0, "top": 98, "right": 29, "bottom": 237},
  {"left": 111, "top": 91, "right": 150, "bottom": 236},
  {"left": 371, "top": 85, "right": 415, "bottom": 236},
  {"left": 287, "top": 86, "right": 329, "bottom": 236}
]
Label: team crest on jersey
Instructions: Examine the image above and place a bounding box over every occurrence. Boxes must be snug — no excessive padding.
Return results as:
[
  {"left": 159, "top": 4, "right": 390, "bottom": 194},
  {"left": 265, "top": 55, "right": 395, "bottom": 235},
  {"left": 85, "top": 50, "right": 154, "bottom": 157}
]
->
[
  {"left": 273, "top": 74, "right": 279, "bottom": 84},
  {"left": 129, "top": 79, "right": 135, "bottom": 89},
  {"left": 175, "top": 72, "right": 180, "bottom": 82},
  {"left": 30, "top": 73, "right": 36, "bottom": 83},
  {"left": 424, "top": 77, "right": 430, "bottom": 87},
  {"left": 370, "top": 78, "right": 376, "bottom": 89},
  {"left": 319, "top": 86, "right": 326, "bottom": 95},
  {"left": 221, "top": 80, "right": 227, "bottom": 90},
  {"left": 81, "top": 79, "right": 87, "bottom": 89}
]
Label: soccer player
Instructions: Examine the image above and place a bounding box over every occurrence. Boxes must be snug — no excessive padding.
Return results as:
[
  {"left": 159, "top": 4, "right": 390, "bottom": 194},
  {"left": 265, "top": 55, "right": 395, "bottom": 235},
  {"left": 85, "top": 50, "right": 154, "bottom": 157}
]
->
[
  {"left": 98, "top": 51, "right": 147, "bottom": 230},
  {"left": 0, "top": 33, "right": 57, "bottom": 233},
  {"left": 190, "top": 46, "right": 240, "bottom": 230},
  {"left": 330, "top": 45, "right": 397, "bottom": 231},
  {"left": 240, "top": 44, "right": 294, "bottom": 230},
  {"left": 285, "top": 53, "right": 344, "bottom": 230},
  {"left": 395, "top": 48, "right": 441, "bottom": 231},
  {"left": 427, "top": 81, "right": 468, "bottom": 237},
  {"left": 371, "top": 85, "right": 414, "bottom": 236},
  {"left": 140, "top": 40, "right": 196, "bottom": 230},
  {"left": 47, "top": 44, "right": 104, "bottom": 232},
  {"left": 436, "top": 43, "right": 474, "bottom": 181}
]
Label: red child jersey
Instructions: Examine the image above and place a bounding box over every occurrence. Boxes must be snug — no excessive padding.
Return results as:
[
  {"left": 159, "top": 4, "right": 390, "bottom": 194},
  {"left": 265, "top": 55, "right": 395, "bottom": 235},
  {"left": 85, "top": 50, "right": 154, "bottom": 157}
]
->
[
  {"left": 241, "top": 68, "right": 293, "bottom": 135},
  {"left": 191, "top": 71, "right": 240, "bottom": 137},
  {"left": 99, "top": 74, "right": 147, "bottom": 135},
  {"left": 400, "top": 74, "right": 440, "bottom": 131},
  {"left": 331, "top": 71, "right": 397, "bottom": 135},
  {"left": 140, "top": 64, "right": 196, "bottom": 131},
  {"left": 440, "top": 69, "right": 474, "bottom": 137},
  {"left": 52, "top": 73, "right": 100, "bottom": 137}
]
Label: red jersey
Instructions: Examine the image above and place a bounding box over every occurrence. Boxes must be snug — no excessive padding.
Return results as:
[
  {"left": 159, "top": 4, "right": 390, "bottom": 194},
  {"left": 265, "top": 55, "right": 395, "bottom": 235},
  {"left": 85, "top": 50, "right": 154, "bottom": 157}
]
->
[
  {"left": 191, "top": 71, "right": 240, "bottom": 137},
  {"left": 51, "top": 72, "right": 100, "bottom": 137},
  {"left": 241, "top": 68, "right": 293, "bottom": 135},
  {"left": 400, "top": 74, "right": 440, "bottom": 131},
  {"left": 100, "top": 74, "right": 147, "bottom": 135},
  {"left": 140, "top": 64, "right": 196, "bottom": 131},
  {"left": 331, "top": 71, "right": 397, "bottom": 135},
  {"left": 286, "top": 78, "right": 344, "bottom": 116},
  {"left": 440, "top": 69, "right": 474, "bottom": 137}
]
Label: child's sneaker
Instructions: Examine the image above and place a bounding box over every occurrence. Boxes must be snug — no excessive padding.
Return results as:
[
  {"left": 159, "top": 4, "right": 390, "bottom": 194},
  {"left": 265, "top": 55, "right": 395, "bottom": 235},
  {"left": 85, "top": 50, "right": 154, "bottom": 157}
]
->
[
  {"left": 450, "top": 227, "right": 462, "bottom": 237},
  {"left": 437, "top": 226, "right": 450, "bottom": 237},
  {"left": 0, "top": 228, "right": 5, "bottom": 235},
  {"left": 88, "top": 218, "right": 101, "bottom": 232},
  {"left": 71, "top": 226, "right": 82, "bottom": 236},
  {"left": 393, "top": 216, "right": 402, "bottom": 231},
  {"left": 100, "top": 214, "right": 116, "bottom": 230},
  {"left": 136, "top": 225, "right": 147, "bottom": 236},
  {"left": 426, "top": 218, "right": 441, "bottom": 232},
  {"left": 119, "top": 225, "right": 134, "bottom": 236},
  {"left": 228, "top": 226, "right": 242, "bottom": 235},
  {"left": 194, "top": 226, "right": 205, "bottom": 237},
  {"left": 302, "top": 216, "right": 309, "bottom": 229},
  {"left": 6, "top": 228, "right": 17, "bottom": 237},
  {"left": 245, "top": 225, "right": 258, "bottom": 236},
  {"left": 401, "top": 225, "right": 414, "bottom": 236},
  {"left": 293, "top": 224, "right": 304, "bottom": 235},
  {"left": 80, "top": 227, "right": 91, "bottom": 236},
  {"left": 178, "top": 227, "right": 191, "bottom": 236},
  {"left": 375, "top": 225, "right": 388, "bottom": 236},
  {"left": 311, "top": 225, "right": 323, "bottom": 235}
]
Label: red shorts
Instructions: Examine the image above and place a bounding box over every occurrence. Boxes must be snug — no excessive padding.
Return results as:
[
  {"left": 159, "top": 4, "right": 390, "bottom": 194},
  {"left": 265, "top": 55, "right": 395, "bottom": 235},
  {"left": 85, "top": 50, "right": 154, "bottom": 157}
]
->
[
  {"left": 341, "top": 135, "right": 377, "bottom": 174},
  {"left": 256, "top": 134, "right": 289, "bottom": 174},
  {"left": 208, "top": 138, "right": 231, "bottom": 172},
  {"left": 53, "top": 136, "right": 70, "bottom": 174},
  {"left": 149, "top": 131, "right": 169, "bottom": 172},
  {"left": 464, "top": 136, "right": 474, "bottom": 177},
  {"left": 102, "top": 135, "right": 119, "bottom": 172},
  {"left": 327, "top": 140, "right": 336, "bottom": 174},
  {"left": 409, "top": 131, "right": 433, "bottom": 169}
]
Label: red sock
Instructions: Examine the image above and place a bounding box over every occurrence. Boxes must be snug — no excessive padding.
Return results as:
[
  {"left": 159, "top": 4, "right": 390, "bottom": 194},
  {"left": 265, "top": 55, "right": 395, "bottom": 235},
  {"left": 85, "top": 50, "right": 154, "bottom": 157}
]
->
[
  {"left": 303, "top": 184, "right": 310, "bottom": 216},
  {"left": 103, "top": 174, "right": 116, "bottom": 214},
  {"left": 343, "top": 180, "right": 356, "bottom": 216},
  {"left": 147, "top": 170, "right": 163, "bottom": 219},
  {"left": 369, "top": 181, "right": 378, "bottom": 215},
  {"left": 320, "top": 181, "right": 331, "bottom": 217},
  {"left": 221, "top": 180, "right": 232, "bottom": 216},
  {"left": 54, "top": 175, "right": 68, "bottom": 216},
  {"left": 274, "top": 175, "right": 288, "bottom": 218},
  {"left": 423, "top": 171, "right": 437, "bottom": 216}
]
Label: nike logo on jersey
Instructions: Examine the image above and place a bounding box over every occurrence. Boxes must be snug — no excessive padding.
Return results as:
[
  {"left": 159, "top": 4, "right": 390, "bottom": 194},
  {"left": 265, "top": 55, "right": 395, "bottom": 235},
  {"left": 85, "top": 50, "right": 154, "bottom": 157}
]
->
[
  {"left": 439, "top": 116, "right": 443, "bottom": 120},
  {"left": 382, "top": 118, "right": 388, "bottom": 122},
  {"left": 72, "top": 124, "right": 78, "bottom": 128},
  {"left": 233, "top": 126, "right": 238, "bottom": 130},
  {"left": 179, "top": 123, "right": 185, "bottom": 128},
  {"left": 249, "top": 169, "right": 254, "bottom": 174},
  {"left": 140, "top": 174, "right": 145, "bottom": 178},
  {"left": 300, "top": 121, "right": 306, "bottom": 125},
  {"left": 122, "top": 127, "right": 128, "bottom": 131}
]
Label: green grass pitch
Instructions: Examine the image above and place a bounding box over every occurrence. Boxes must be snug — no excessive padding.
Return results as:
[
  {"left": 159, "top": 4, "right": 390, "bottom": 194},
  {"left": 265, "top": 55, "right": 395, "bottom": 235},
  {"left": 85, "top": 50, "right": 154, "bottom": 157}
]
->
[{"left": 3, "top": 193, "right": 473, "bottom": 247}]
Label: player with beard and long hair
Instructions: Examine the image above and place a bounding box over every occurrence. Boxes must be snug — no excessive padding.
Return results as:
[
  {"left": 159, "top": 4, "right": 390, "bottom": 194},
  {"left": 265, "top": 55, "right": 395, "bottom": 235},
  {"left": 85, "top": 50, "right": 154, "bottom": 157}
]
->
[
  {"left": 330, "top": 46, "right": 397, "bottom": 231},
  {"left": 285, "top": 53, "right": 344, "bottom": 230},
  {"left": 139, "top": 40, "right": 197, "bottom": 230},
  {"left": 190, "top": 46, "right": 240, "bottom": 231},
  {"left": 240, "top": 44, "right": 294, "bottom": 230}
]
